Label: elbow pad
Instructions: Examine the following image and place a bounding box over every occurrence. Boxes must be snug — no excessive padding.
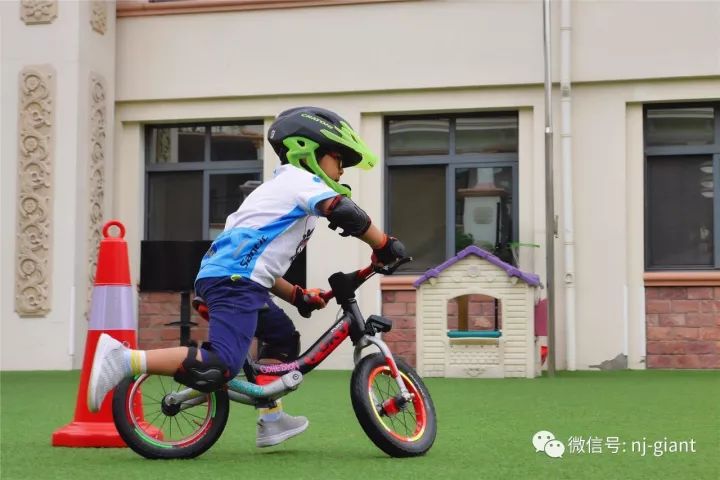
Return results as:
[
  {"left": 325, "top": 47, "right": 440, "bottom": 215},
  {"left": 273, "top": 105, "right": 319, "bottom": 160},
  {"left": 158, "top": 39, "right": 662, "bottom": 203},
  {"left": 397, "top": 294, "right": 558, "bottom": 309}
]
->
[{"left": 326, "top": 196, "right": 371, "bottom": 238}]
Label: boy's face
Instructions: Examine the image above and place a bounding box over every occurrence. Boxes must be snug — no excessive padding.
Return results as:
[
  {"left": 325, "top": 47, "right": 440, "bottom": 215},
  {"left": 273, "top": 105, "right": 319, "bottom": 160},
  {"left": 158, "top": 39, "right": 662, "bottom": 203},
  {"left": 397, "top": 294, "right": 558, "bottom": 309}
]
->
[{"left": 318, "top": 152, "right": 344, "bottom": 181}]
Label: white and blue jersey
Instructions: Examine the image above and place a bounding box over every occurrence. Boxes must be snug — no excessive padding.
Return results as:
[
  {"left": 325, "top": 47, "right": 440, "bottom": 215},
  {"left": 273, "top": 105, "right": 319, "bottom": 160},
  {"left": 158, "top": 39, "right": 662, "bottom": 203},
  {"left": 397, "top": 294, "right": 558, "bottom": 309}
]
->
[{"left": 196, "top": 165, "right": 338, "bottom": 288}]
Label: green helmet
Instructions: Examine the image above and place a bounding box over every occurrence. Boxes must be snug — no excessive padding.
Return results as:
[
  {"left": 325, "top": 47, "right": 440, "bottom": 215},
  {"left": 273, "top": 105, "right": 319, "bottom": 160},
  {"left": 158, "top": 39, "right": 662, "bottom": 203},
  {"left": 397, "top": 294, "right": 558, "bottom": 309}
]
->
[{"left": 268, "top": 107, "right": 377, "bottom": 197}]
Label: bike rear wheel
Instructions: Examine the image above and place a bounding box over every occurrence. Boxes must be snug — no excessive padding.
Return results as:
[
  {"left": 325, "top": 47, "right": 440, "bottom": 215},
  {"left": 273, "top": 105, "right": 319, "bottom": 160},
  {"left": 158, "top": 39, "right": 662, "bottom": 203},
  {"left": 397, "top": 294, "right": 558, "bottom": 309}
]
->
[
  {"left": 350, "top": 353, "right": 437, "bottom": 457},
  {"left": 112, "top": 374, "right": 229, "bottom": 459}
]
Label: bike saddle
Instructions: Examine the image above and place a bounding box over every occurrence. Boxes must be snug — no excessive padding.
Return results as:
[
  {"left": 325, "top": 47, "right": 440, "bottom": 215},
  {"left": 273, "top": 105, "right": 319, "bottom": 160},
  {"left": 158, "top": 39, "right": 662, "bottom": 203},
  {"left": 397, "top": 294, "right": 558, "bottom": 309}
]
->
[{"left": 192, "top": 296, "right": 209, "bottom": 321}]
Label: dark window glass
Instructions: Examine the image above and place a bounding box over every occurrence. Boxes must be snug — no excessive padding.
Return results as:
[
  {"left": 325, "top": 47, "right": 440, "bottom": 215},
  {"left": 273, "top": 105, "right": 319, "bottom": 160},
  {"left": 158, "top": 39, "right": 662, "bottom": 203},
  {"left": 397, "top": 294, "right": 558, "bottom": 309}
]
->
[
  {"left": 388, "top": 119, "right": 450, "bottom": 156},
  {"left": 148, "top": 126, "right": 206, "bottom": 164},
  {"left": 456, "top": 117, "right": 518, "bottom": 154},
  {"left": 388, "top": 165, "right": 446, "bottom": 272},
  {"left": 211, "top": 125, "right": 263, "bottom": 161},
  {"left": 455, "top": 167, "right": 513, "bottom": 262},
  {"left": 647, "top": 155, "right": 714, "bottom": 267},
  {"left": 147, "top": 171, "right": 203, "bottom": 241},
  {"left": 178, "top": 127, "right": 206, "bottom": 163},
  {"left": 646, "top": 107, "right": 714, "bottom": 147},
  {"left": 208, "top": 173, "right": 262, "bottom": 239}
]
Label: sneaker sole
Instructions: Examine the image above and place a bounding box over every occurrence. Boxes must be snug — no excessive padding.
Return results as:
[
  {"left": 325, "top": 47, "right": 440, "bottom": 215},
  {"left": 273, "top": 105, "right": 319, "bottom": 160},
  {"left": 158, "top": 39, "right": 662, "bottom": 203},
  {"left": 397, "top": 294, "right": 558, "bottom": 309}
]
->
[
  {"left": 87, "top": 333, "right": 115, "bottom": 413},
  {"left": 256, "top": 419, "right": 309, "bottom": 448}
]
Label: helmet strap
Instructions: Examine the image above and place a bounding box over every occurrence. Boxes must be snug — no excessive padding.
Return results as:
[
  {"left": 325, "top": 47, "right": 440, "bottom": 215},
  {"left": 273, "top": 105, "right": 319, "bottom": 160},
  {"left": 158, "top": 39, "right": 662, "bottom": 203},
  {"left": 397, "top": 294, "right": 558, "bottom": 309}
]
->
[{"left": 282, "top": 136, "right": 352, "bottom": 197}]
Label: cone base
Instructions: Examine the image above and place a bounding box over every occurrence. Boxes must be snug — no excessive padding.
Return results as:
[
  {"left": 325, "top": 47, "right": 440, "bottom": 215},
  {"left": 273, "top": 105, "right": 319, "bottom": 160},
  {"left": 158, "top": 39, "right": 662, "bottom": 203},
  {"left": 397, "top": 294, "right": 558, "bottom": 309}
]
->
[{"left": 52, "top": 421, "right": 126, "bottom": 447}]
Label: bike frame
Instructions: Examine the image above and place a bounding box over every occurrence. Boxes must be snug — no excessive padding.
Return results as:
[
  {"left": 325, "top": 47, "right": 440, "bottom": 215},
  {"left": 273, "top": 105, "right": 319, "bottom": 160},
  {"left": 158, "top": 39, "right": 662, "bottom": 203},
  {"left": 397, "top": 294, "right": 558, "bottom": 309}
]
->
[{"left": 167, "top": 261, "right": 412, "bottom": 409}]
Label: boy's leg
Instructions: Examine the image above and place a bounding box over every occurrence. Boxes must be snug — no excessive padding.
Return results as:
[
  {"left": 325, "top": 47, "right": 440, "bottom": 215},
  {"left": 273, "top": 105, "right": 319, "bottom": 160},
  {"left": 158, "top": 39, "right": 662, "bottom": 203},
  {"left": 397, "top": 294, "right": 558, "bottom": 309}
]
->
[
  {"left": 254, "top": 298, "right": 308, "bottom": 447},
  {"left": 88, "top": 276, "right": 262, "bottom": 412}
]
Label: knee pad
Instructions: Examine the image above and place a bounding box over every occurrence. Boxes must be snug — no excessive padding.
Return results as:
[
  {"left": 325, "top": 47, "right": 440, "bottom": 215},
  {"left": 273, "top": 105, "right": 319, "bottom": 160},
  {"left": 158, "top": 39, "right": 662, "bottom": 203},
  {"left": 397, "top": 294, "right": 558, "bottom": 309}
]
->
[
  {"left": 173, "top": 346, "right": 230, "bottom": 393},
  {"left": 258, "top": 331, "right": 301, "bottom": 362}
]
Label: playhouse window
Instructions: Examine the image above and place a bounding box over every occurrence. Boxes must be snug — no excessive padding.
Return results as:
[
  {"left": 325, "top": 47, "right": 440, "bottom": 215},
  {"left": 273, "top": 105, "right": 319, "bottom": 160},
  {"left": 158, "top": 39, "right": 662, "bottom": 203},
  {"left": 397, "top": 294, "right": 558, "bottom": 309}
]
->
[
  {"left": 385, "top": 112, "right": 519, "bottom": 273},
  {"left": 447, "top": 294, "right": 502, "bottom": 338}
]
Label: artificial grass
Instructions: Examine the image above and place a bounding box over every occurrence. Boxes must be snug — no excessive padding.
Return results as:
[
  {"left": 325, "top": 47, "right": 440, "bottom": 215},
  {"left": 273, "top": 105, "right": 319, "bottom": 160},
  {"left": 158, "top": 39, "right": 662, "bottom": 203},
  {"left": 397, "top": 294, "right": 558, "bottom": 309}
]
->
[{"left": 1, "top": 369, "right": 718, "bottom": 480}]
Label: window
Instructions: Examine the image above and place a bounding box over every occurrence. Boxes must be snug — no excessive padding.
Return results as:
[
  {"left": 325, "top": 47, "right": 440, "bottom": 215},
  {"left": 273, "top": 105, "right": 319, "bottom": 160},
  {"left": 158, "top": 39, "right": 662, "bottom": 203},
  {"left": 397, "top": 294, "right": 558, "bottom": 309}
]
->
[
  {"left": 385, "top": 113, "right": 519, "bottom": 272},
  {"left": 644, "top": 105, "right": 720, "bottom": 270},
  {"left": 145, "top": 122, "right": 263, "bottom": 241}
]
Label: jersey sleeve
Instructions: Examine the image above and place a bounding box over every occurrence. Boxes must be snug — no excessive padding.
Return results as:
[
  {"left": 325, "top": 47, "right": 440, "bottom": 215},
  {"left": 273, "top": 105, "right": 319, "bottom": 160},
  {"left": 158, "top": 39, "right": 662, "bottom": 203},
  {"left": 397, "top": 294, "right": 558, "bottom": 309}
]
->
[{"left": 295, "top": 174, "right": 338, "bottom": 216}]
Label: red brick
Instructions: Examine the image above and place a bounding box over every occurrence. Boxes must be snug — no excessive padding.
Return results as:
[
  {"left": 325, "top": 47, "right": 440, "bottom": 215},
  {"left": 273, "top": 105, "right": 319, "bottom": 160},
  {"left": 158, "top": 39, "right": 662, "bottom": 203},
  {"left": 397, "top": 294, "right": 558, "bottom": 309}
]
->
[
  {"left": 699, "top": 300, "right": 719, "bottom": 313},
  {"left": 144, "top": 292, "right": 180, "bottom": 303},
  {"left": 688, "top": 287, "right": 714, "bottom": 300},
  {"left": 392, "top": 316, "right": 416, "bottom": 329},
  {"left": 383, "top": 302, "right": 407, "bottom": 316},
  {"left": 394, "top": 291, "right": 416, "bottom": 303},
  {"left": 645, "top": 288, "right": 660, "bottom": 300},
  {"left": 382, "top": 291, "right": 396, "bottom": 303},
  {"left": 684, "top": 341, "right": 718, "bottom": 355},
  {"left": 647, "top": 327, "right": 698, "bottom": 340},
  {"left": 646, "top": 314, "right": 659, "bottom": 326},
  {"left": 655, "top": 288, "right": 688, "bottom": 300},
  {"left": 646, "top": 300, "right": 671, "bottom": 314},
  {"left": 658, "top": 314, "right": 686, "bottom": 327},
  {"left": 685, "top": 313, "right": 716, "bottom": 327},
  {"left": 647, "top": 355, "right": 673, "bottom": 368},
  {"left": 714, "top": 288, "right": 720, "bottom": 298},
  {"left": 407, "top": 302, "right": 416, "bottom": 315},
  {"left": 671, "top": 300, "right": 700, "bottom": 313},
  {"left": 698, "top": 327, "right": 720, "bottom": 340},
  {"left": 383, "top": 330, "right": 415, "bottom": 342},
  {"left": 447, "top": 301, "right": 458, "bottom": 315},
  {"left": 675, "top": 355, "right": 705, "bottom": 368},
  {"left": 646, "top": 341, "right": 686, "bottom": 355}
]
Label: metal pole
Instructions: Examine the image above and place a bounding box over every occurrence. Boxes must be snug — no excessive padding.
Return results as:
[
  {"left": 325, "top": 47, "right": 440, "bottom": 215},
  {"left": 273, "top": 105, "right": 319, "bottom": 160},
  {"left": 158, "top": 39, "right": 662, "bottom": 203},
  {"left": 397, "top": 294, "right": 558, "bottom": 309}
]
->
[{"left": 543, "top": 0, "right": 557, "bottom": 376}]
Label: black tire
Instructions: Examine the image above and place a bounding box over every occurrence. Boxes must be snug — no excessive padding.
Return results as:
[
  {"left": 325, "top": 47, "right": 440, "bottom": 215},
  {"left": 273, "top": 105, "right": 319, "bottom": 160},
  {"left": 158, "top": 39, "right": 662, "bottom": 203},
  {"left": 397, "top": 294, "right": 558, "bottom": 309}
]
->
[
  {"left": 112, "top": 374, "right": 230, "bottom": 459},
  {"left": 350, "top": 353, "right": 437, "bottom": 457}
]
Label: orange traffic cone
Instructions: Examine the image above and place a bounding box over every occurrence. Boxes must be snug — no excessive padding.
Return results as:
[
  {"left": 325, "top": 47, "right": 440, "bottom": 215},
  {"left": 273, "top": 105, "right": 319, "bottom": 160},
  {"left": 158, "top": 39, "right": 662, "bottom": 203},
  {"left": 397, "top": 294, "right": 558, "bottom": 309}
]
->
[{"left": 52, "top": 220, "right": 150, "bottom": 447}]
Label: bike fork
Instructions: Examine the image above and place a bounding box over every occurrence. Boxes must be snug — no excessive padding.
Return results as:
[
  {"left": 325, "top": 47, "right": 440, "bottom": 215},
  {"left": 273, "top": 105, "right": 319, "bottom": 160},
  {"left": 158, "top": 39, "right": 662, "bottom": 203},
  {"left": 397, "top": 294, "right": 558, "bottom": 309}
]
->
[{"left": 354, "top": 335, "right": 411, "bottom": 399}]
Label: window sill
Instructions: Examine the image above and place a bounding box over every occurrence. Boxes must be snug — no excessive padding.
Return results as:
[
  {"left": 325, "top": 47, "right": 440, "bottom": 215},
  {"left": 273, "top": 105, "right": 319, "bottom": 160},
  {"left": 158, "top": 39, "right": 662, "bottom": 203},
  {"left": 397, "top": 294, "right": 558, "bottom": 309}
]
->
[
  {"left": 380, "top": 275, "right": 419, "bottom": 291},
  {"left": 644, "top": 271, "right": 720, "bottom": 287},
  {"left": 117, "top": 0, "right": 409, "bottom": 17}
]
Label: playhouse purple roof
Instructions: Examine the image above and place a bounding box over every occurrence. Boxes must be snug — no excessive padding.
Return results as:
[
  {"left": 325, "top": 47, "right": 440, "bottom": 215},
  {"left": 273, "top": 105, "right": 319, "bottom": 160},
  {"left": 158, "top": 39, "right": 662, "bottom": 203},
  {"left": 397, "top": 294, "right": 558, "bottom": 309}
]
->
[{"left": 413, "top": 245, "right": 542, "bottom": 288}]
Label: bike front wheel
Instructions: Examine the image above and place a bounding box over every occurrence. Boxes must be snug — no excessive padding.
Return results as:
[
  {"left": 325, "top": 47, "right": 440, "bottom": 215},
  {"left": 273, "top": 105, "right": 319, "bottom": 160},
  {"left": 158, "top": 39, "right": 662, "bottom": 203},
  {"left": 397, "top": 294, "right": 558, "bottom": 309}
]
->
[
  {"left": 350, "top": 353, "right": 437, "bottom": 457},
  {"left": 112, "top": 374, "right": 229, "bottom": 459}
]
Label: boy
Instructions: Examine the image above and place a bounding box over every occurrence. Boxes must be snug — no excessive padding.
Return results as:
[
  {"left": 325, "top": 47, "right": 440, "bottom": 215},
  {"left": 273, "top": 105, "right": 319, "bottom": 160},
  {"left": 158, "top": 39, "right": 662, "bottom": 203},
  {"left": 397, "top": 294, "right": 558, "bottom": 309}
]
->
[{"left": 87, "top": 106, "right": 406, "bottom": 448}]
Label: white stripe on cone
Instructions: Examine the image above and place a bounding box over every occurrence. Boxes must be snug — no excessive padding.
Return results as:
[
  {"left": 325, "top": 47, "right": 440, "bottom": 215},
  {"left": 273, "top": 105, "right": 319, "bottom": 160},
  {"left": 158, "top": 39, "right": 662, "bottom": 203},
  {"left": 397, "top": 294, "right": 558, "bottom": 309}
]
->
[{"left": 88, "top": 286, "right": 137, "bottom": 331}]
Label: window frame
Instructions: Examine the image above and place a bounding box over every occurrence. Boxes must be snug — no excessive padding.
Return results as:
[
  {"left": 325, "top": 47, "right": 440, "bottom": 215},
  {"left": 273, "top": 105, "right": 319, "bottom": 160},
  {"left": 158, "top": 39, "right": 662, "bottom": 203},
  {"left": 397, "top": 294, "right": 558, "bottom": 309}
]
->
[
  {"left": 384, "top": 112, "right": 519, "bottom": 272},
  {"left": 643, "top": 103, "right": 720, "bottom": 271},
  {"left": 144, "top": 121, "right": 264, "bottom": 241}
]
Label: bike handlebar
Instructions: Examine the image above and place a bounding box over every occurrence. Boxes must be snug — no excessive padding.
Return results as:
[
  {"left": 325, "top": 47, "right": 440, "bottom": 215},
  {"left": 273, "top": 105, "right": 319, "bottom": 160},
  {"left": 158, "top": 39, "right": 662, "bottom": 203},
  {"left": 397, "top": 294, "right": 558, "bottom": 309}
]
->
[{"left": 319, "top": 257, "right": 412, "bottom": 303}]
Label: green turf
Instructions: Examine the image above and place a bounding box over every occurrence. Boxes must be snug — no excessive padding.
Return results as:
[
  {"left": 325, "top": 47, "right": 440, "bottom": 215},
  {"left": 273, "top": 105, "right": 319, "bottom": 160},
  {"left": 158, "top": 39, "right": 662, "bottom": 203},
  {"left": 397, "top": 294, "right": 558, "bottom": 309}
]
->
[{"left": 1, "top": 370, "right": 719, "bottom": 479}]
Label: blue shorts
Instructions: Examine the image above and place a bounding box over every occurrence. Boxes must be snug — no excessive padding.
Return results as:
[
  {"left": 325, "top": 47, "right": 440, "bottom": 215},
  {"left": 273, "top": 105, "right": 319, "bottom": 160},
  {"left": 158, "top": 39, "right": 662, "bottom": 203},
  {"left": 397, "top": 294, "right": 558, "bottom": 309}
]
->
[{"left": 194, "top": 276, "right": 297, "bottom": 377}]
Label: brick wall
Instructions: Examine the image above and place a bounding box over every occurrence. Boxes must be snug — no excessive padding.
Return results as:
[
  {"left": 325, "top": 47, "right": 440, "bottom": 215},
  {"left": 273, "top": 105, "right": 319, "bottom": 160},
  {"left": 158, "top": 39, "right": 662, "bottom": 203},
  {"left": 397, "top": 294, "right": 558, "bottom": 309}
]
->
[
  {"left": 138, "top": 292, "right": 209, "bottom": 350},
  {"left": 646, "top": 287, "right": 720, "bottom": 369}
]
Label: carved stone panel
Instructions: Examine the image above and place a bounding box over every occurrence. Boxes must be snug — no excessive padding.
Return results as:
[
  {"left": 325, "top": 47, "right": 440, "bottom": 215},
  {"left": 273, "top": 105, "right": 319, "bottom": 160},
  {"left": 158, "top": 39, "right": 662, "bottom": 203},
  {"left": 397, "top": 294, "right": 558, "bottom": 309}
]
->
[
  {"left": 90, "top": 1, "right": 107, "bottom": 35},
  {"left": 88, "top": 73, "right": 106, "bottom": 300},
  {"left": 16, "top": 66, "right": 55, "bottom": 316},
  {"left": 21, "top": 0, "right": 57, "bottom": 25}
]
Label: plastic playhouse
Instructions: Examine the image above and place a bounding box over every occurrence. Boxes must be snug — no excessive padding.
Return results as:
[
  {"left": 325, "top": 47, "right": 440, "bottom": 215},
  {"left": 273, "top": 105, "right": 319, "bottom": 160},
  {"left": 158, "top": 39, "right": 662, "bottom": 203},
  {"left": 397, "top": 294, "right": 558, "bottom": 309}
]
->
[{"left": 414, "top": 245, "right": 544, "bottom": 379}]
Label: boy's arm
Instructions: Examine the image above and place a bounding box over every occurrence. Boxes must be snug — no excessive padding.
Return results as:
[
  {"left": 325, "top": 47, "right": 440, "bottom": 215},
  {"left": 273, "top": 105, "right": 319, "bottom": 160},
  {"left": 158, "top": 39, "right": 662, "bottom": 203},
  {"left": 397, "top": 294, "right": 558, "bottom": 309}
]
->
[
  {"left": 318, "top": 196, "right": 406, "bottom": 265},
  {"left": 270, "top": 277, "right": 294, "bottom": 303},
  {"left": 272, "top": 276, "right": 327, "bottom": 318}
]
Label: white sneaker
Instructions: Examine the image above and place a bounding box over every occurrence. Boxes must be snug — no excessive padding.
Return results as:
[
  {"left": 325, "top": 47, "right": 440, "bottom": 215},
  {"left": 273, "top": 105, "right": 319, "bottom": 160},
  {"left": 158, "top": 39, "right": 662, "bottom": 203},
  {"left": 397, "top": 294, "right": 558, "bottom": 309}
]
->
[
  {"left": 256, "top": 412, "right": 309, "bottom": 448},
  {"left": 87, "top": 333, "right": 129, "bottom": 413}
]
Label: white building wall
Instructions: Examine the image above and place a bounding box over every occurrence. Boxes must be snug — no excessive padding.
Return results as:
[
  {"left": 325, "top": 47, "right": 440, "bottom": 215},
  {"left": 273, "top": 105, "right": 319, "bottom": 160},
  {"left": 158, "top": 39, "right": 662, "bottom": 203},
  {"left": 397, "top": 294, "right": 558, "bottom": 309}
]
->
[
  {"left": 1, "top": 0, "right": 718, "bottom": 370},
  {"left": 1, "top": 1, "right": 116, "bottom": 370}
]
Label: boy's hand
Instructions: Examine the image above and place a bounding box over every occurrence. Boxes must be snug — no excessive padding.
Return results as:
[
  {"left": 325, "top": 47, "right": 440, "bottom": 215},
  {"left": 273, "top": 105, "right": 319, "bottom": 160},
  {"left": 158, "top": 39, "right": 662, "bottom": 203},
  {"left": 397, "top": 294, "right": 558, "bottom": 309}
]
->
[
  {"left": 291, "top": 285, "right": 328, "bottom": 318},
  {"left": 371, "top": 235, "right": 408, "bottom": 267}
]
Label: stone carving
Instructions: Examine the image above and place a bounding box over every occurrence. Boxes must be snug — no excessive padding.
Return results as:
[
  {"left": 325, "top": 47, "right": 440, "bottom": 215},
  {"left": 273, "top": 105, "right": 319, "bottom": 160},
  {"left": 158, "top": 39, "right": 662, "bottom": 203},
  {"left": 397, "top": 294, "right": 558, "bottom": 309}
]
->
[
  {"left": 16, "top": 66, "right": 55, "bottom": 316},
  {"left": 21, "top": 0, "right": 57, "bottom": 25},
  {"left": 88, "top": 73, "right": 106, "bottom": 299},
  {"left": 90, "top": 0, "right": 107, "bottom": 35}
]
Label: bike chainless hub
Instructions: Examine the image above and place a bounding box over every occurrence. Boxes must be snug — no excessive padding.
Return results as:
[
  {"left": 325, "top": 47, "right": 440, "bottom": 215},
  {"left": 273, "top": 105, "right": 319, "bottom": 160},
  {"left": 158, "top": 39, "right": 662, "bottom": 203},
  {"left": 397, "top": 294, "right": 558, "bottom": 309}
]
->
[
  {"left": 160, "top": 394, "right": 182, "bottom": 416},
  {"left": 379, "top": 392, "right": 414, "bottom": 416}
]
